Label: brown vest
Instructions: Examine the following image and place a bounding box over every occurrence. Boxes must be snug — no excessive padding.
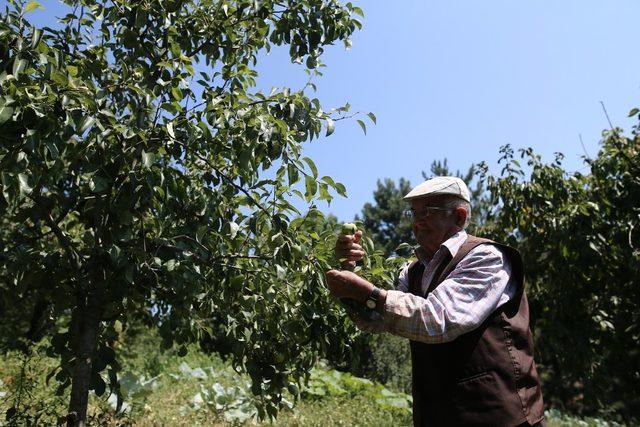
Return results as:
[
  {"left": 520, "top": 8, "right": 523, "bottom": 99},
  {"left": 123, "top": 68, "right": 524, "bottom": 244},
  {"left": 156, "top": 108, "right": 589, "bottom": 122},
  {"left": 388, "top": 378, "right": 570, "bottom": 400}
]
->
[{"left": 408, "top": 235, "right": 544, "bottom": 427}]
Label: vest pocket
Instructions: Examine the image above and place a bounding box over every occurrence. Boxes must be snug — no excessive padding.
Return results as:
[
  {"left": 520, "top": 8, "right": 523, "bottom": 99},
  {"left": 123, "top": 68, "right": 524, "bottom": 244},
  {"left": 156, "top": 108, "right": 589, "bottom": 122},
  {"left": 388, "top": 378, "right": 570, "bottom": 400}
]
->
[
  {"left": 451, "top": 371, "right": 502, "bottom": 411},
  {"left": 456, "top": 371, "right": 491, "bottom": 384}
]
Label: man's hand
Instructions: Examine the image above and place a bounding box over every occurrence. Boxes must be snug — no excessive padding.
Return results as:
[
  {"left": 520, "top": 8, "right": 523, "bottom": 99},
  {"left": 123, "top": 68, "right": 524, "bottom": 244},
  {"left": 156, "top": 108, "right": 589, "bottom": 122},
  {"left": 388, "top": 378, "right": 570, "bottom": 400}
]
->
[
  {"left": 325, "top": 269, "right": 374, "bottom": 302},
  {"left": 335, "top": 230, "right": 365, "bottom": 270}
]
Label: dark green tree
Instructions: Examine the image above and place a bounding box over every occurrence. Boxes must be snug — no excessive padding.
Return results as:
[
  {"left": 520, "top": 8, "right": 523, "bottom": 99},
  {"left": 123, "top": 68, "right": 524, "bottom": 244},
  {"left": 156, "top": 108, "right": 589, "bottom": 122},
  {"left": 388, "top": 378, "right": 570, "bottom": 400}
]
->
[{"left": 476, "top": 115, "right": 640, "bottom": 420}]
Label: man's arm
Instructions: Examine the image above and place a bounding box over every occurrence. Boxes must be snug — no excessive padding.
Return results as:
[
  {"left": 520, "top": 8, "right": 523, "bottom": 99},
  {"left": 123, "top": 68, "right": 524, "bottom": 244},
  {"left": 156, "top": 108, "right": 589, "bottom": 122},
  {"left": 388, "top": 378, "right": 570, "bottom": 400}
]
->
[{"left": 325, "top": 262, "right": 411, "bottom": 333}]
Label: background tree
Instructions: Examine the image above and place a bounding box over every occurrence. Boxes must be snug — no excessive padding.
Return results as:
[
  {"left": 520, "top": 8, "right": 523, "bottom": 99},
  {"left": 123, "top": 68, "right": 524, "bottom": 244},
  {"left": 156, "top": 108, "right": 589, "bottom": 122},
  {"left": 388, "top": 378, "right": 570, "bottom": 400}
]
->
[
  {"left": 476, "top": 115, "right": 640, "bottom": 420},
  {"left": 0, "top": 0, "right": 385, "bottom": 424},
  {"left": 357, "top": 177, "right": 413, "bottom": 255}
]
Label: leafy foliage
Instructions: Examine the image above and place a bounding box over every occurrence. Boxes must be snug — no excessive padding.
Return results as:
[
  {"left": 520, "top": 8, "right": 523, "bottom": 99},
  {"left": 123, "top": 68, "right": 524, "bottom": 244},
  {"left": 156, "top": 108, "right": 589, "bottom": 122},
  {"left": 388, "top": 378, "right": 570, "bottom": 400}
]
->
[
  {"left": 339, "top": 332, "right": 412, "bottom": 394},
  {"left": 476, "top": 117, "right": 640, "bottom": 420},
  {"left": 0, "top": 327, "right": 414, "bottom": 425},
  {"left": 0, "top": 0, "right": 381, "bottom": 421}
]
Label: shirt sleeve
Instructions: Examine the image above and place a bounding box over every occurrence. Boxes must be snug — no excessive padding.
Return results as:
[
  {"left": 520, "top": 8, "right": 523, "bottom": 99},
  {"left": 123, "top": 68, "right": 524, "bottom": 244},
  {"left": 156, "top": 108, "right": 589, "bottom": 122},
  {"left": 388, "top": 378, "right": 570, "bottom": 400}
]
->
[
  {"left": 381, "top": 244, "right": 515, "bottom": 344},
  {"left": 350, "top": 261, "right": 412, "bottom": 334}
]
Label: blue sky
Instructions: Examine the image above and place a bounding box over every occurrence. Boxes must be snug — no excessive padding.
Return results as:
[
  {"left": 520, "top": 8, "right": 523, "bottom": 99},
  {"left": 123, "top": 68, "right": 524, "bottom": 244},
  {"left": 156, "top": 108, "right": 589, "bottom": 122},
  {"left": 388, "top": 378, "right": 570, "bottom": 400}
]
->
[
  {"left": 256, "top": 1, "right": 640, "bottom": 221},
  {"left": 9, "top": 0, "right": 640, "bottom": 222}
]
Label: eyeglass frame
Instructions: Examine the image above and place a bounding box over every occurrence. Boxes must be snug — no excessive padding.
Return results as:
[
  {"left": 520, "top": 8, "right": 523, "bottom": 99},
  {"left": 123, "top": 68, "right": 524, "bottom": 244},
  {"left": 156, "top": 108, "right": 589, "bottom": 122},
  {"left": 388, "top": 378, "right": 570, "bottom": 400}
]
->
[{"left": 403, "top": 206, "right": 455, "bottom": 221}]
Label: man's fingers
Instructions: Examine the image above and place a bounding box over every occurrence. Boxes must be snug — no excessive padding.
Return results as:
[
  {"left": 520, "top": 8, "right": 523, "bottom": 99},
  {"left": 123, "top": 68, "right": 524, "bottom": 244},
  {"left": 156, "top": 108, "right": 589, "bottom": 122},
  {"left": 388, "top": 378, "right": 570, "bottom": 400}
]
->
[
  {"left": 340, "top": 260, "right": 356, "bottom": 270},
  {"left": 336, "top": 241, "right": 362, "bottom": 252},
  {"left": 344, "top": 250, "right": 365, "bottom": 261},
  {"left": 336, "top": 234, "right": 356, "bottom": 243},
  {"left": 335, "top": 231, "right": 365, "bottom": 266},
  {"left": 336, "top": 250, "right": 365, "bottom": 262}
]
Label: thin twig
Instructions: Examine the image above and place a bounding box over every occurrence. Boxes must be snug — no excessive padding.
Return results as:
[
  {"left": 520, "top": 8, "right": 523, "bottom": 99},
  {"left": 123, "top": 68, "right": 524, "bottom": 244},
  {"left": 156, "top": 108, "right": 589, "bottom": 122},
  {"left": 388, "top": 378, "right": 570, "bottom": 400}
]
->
[
  {"left": 44, "top": 213, "right": 81, "bottom": 271},
  {"left": 579, "top": 134, "right": 591, "bottom": 160},
  {"left": 600, "top": 101, "right": 615, "bottom": 132}
]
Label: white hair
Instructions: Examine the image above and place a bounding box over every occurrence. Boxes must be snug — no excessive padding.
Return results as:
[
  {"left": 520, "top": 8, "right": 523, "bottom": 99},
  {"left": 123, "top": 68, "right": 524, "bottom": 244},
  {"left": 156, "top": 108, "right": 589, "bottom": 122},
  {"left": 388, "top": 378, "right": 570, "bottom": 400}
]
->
[{"left": 443, "top": 196, "right": 471, "bottom": 229}]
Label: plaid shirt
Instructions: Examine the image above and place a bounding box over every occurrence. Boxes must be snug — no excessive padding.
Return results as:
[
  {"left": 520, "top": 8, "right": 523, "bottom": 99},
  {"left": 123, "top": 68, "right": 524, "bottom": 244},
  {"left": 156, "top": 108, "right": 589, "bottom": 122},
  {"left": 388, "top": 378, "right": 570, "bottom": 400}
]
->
[{"left": 355, "top": 231, "right": 517, "bottom": 343}]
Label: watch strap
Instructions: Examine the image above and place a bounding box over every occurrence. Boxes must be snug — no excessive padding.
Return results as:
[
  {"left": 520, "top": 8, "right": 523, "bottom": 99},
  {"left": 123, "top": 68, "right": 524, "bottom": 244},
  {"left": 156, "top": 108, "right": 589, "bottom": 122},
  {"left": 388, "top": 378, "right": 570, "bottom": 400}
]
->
[{"left": 366, "top": 287, "right": 381, "bottom": 309}]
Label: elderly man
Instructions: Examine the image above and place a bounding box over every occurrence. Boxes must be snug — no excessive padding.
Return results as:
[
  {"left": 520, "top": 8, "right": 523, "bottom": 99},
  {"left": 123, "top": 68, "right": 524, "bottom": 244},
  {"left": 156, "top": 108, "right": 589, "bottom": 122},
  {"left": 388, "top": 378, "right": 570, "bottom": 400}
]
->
[{"left": 325, "top": 176, "right": 545, "bottom": 427}]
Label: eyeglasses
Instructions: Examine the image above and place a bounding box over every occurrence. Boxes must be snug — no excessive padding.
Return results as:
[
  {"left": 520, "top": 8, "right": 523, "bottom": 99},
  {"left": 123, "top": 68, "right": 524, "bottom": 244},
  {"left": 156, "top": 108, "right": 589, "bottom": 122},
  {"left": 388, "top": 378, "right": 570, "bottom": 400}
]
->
[{"left": 403, "top": 207, "right": 454, "bottom": 220}]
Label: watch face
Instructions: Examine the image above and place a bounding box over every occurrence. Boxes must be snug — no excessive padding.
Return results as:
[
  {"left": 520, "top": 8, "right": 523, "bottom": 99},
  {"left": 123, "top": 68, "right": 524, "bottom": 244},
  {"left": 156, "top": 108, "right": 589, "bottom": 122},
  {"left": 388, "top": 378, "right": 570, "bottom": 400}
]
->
[{"left": 366, "top": 299, "right": 376, "bottom": 309}]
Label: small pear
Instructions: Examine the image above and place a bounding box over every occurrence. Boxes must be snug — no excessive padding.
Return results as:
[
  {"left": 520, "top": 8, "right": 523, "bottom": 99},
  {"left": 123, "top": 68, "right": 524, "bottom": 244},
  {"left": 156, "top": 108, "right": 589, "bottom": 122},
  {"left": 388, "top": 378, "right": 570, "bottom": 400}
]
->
[{"left": 341, "top": 223, "right": 357, "bottom": 235}]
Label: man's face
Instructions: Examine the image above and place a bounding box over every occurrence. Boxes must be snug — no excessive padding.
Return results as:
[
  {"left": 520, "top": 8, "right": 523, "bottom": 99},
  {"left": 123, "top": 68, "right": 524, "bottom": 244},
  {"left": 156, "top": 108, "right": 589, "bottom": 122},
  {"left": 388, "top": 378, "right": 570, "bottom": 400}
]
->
[{"left": 409, "top": 195, "right": 460, "bottom": 256}]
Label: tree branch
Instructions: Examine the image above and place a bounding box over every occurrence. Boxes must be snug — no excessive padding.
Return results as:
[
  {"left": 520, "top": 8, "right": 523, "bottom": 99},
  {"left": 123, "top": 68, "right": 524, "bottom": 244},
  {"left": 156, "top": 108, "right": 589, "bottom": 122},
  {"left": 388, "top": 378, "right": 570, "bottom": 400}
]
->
[
  {"left": 44, "top": 213, "right": 82, "bottom": 271},
  {"left": 173, "top": 140, "right": 273, "bottom": 218}
]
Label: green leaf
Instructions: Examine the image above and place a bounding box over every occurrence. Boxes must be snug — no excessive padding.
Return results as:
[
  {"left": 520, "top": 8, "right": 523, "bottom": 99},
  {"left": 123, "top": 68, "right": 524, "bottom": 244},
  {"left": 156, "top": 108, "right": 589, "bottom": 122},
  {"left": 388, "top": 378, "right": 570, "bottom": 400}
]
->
[
  {"left": 79, "top": 116, "right": 95, "bottom": 133},
  {"left": 325, "top": 117, "right": 335, "bottom": 136},
  {"left": 90, "top": 175, "right": 110, "bottom": 192},
  {"left": 31, "top": 28, "right": 43, "bottom": 49},
  {"left": 305, "top": 175, "right": 317, "bottom": 201},
  {"left": 367, "top": 112, "right": 377, "bottom": 124},
  {"left": 196, "top": 225, "right": 207, "bottom": 243},
  {"left": 25, "top": 0, "right": 43, "bottom": 13},
  {"left": 628, "top": 107, "right": 639, "bottom": 117},
  {"left": 12, "top": 58, "right": 28, "bottom": 77},
  {"left": 18, "top": 173, "right": 33, "bottom": 195},
  {"left": 0, "top": 103, "right": 13, "bottom": 125},
  {"left": 171, "top": 86, "right": 183, "bottom": 102},
  {"left": 165, "top": 259, "right": 177, "bottom": 272},
  {"left": 352, "top": 6, "right": 365, "bottom": 17},
  {"left": 287, "top": 163, "right": 299, "bottom": 185},
  {"left": 66, "top": 65, "right": 78, "bottom": 77},
  {"left": 142, "top": 151, "right": 155, "bottom": 168},
  {"left": 113, "top": 320, "right": 123, "bottom": 334},
  {"left": 356, "top": 119, "right": 366, "bottom": 135},
  {"left": 303, "top": 157, "right": 318, "bottom": 178},
  {"left": 335, "top": 182, "right": 347, "bottom": 197}
]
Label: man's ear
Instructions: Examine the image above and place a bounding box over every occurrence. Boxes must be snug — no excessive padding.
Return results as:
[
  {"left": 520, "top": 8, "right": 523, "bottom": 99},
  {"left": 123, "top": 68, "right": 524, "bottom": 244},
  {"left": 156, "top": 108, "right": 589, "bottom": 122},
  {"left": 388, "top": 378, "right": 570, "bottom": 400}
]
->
[{"left": 455, "top": 207, "right": 468, "bottom": 228}]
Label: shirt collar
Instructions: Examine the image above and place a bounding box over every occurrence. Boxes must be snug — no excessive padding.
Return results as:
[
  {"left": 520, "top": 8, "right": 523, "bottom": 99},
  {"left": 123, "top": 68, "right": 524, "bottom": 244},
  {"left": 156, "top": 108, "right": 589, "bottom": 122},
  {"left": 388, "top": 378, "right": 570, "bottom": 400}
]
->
[{"left": 414, "top": 230, "right": 468, "bottom": 264}]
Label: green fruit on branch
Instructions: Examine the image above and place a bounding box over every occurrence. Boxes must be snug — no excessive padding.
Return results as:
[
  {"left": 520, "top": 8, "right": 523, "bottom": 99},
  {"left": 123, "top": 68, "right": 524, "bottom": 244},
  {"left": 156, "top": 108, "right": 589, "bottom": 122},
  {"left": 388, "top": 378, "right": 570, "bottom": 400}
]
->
[{"left": 341, "top": 223, "right": 357, "bottom": 235}]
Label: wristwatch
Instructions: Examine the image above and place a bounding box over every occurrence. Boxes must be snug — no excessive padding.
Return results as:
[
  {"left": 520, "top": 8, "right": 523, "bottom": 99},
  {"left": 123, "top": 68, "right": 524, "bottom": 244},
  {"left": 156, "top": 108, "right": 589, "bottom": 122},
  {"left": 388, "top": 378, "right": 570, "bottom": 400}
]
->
[{"left": 366, "top": 287, "right": 381, "bottom": 310}]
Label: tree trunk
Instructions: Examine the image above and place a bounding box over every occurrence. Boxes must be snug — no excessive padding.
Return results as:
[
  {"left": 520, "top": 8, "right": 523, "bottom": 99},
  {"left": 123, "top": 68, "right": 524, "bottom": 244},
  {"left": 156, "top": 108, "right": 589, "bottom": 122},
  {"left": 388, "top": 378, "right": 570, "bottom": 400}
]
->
[{"left": 67, "top": 292, "right": 103, "bottom": 427}]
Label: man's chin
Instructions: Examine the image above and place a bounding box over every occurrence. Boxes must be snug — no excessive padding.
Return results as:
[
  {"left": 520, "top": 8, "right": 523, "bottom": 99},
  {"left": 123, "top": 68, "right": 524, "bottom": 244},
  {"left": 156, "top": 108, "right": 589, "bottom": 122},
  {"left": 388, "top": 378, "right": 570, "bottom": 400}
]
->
[
  {"left": 414, "top": 233, "right": 433, "bottom": 249},
  {"left": 414, "top": 228, "right": 431, "bottom": 239}
]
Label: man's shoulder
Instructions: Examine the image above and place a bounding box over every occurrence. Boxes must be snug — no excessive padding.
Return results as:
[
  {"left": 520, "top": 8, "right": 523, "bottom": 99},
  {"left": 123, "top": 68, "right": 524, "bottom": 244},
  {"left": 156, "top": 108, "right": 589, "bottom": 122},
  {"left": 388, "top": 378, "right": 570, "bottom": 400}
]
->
[
  {"left": 464, "top": 235, "right": 519, "bottom": 256},
  {"left": 462, "top": 235, "right": 523, "bottom": 275}
]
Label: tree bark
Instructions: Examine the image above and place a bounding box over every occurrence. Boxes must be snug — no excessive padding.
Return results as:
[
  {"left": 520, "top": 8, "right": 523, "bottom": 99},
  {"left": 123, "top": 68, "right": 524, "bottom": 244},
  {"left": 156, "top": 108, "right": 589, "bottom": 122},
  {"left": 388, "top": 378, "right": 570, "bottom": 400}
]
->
[{"left": 67, "top": 292, "right": 103, "bottom": 426}]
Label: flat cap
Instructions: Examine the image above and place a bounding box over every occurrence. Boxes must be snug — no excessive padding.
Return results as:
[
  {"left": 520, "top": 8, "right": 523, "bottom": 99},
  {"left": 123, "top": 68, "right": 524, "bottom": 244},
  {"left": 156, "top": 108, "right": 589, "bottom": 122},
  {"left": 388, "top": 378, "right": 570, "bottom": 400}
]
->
[{"left": 403, "top": 176, "right": 471, "bottom": 203}]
